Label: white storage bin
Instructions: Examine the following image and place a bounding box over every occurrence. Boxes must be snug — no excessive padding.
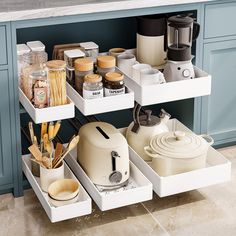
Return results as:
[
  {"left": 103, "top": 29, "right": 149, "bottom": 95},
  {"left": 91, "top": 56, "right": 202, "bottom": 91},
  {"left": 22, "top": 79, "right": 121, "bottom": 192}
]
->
[
  {"left": 22, "top": 155, "right": 92, "bottom": 222},
  {"left": 120, "top": 119, "right": 231, "bottom": 197},
  {"left": 66, "top": 82, "right": 134, "bottom": 116},
  {"left": 19, "top": 88, "right": 75, "bottom": 124},
  {"left": 65, "top": 149, "right": 153, "bottom": 211},
  {"left": 124, "top": 67, "right": 211, "bottom": 106}
]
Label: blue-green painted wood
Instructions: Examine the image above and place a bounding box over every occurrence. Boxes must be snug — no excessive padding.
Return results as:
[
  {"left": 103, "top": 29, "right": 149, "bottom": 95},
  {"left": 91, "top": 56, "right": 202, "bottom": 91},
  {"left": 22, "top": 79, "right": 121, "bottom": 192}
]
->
[
  {"left": 0, "top": 70, "right": 13, "bottom": 186},
  {"left": 0, "top": 26, "right": 8, "bottom": 65},
  {"left": 201, "top": 39, "right": 236, "bottom": 144},
  {"left": 204, "top": 1, "right": 236, "bottom": 39}
]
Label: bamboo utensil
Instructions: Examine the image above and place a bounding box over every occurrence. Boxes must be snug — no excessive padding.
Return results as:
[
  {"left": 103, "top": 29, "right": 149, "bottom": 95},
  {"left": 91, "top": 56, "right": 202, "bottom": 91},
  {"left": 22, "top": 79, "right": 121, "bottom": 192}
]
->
[
  {"left": 28, "top": 122, "right": 35, "bottom": 145},
  {"left": 53, "top": 120, "right": 61, "bottom": 138},
  {"left": 53, "top": 135, "right": 79, "bottom": 168},
  {"left": 41, "top": 122, "right": 48, "bottom": 151},
  {"left": 48, "top": 122, "right": 54, "bottom": 140}
]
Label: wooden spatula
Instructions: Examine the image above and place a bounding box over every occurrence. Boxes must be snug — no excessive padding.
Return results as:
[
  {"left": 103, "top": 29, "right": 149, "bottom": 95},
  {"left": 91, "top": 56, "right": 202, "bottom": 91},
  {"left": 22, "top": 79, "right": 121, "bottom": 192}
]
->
[{"left": 28, "top": 144, "right": 42, "bottom": 162}]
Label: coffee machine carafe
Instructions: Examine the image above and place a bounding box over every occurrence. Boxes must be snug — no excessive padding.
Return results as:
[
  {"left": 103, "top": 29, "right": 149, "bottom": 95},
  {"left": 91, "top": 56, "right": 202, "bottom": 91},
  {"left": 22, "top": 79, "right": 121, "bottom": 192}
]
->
[{"left": 163, "top": 15, "right": 200, "bottom": 82}]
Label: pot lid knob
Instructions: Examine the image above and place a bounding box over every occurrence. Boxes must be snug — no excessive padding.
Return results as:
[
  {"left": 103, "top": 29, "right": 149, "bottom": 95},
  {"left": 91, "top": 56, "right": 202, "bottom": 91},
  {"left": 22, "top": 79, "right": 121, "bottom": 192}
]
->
[{"left": 174, "top": 131, "right": 185, "bottom": 141}]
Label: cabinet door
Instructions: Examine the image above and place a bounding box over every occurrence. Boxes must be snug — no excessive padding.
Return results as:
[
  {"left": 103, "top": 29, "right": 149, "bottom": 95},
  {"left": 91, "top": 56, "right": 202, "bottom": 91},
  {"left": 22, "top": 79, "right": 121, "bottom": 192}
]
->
[
  {"left": 0, "top": 70, "right": 13, "bottom": 186},
  {"left": 202, "top": 40, "right": 236, "bottom": 145}
]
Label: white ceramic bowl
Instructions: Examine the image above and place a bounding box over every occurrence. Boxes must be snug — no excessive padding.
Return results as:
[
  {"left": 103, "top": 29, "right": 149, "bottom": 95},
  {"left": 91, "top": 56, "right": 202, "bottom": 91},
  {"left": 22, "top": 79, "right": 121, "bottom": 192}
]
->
[
  {"left": 48, "top": 178, "right": 79, "bottom": 201},
  {"left": 48, "top": 193, "right": 79, "bottom": 207}
]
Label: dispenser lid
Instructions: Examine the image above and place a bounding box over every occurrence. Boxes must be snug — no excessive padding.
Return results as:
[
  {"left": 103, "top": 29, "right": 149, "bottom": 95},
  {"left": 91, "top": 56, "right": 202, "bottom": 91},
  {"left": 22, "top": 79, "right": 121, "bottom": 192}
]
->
[
  {"left": 139, "top": 110, "right": 160, "bottom": 127},
  {"left": 137, "top": 14, "right": 166, "bottom": 37},
  {"left": 168, "top": 15, "right": 194, "bottom": 28}
]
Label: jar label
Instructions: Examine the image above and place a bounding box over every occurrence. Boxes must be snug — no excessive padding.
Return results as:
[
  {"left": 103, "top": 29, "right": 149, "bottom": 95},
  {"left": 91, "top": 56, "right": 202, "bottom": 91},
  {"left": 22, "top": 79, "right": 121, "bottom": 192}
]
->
[
  {"left": 83, "top": 88, "right": 103, "bottom": 99},
  {"left": 104, "top": 87, "right": 125, "bottom": 97},
  {"left": 34, "top": 87, "right": 48, "bottom": 107}
]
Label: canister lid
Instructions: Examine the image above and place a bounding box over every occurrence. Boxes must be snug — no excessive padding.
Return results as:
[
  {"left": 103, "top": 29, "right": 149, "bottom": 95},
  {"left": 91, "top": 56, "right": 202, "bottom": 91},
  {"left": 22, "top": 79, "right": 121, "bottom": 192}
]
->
[
  {"left": 168, "top": 15, "right": 194, "bottom": 28},
  {"left": 105, "top": 72, "right": 124, "bottom": 82},
  {"left": 80, "top": 41, "right": 99, "bottom": 50},
  {"left": 17, "top": 44, "right": 31, "bottom": 56},
  {"left": 74, "top": 58, "right": 93, "bottom": 71},
  {"left": 137, "top": 14, "right": 167, "bottom": 37},
  {"left": 149, "top": 131, "right": 208, "bottom": 159},
  {"left": 84, "top": 74, "right": 102, "bottom": 83},
  {"left": 64, "top": 49, "right": 85, "bottom": 59},
  {"left": 97, "top": 56, "right": 116, "bottom": 69},
  {"left": 46, "top": 60, "right": 66, "bottom": 69},
  {"left": 26, "top": 41, "right": 45, "bottom": 52}
]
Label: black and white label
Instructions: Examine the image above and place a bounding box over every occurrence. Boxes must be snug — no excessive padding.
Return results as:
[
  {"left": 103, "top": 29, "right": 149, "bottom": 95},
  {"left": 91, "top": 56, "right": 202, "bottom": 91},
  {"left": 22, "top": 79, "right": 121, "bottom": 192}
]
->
[
  {"left": 104, "top": 87, "right": 125, "bottom": 97},
  {"left": 83, "top": 89, "right": 103, "bottom": 99}
]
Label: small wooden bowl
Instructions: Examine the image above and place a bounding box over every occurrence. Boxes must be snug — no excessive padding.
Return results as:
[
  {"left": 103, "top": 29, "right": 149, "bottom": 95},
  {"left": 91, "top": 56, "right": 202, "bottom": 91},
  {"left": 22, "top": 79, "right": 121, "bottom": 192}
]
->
[{"left": 48, "top": 179, "right": 79, "bottom": 201}]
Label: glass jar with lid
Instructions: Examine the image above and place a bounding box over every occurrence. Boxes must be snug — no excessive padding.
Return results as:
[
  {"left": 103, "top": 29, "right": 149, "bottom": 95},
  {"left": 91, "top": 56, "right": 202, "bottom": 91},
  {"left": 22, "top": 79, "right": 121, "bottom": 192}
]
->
[
  {"left": 83, "top": 74, "right": 103, "bottom": 99},
  {"left": 21, "top": 51, "right": 48, "bottom": 105},
  {"left": 96, "top": 56, "right": 116, "bottom": 78},
  {"left": 80, "top": 42, "right": 99, "bottom": 62},
  {"left": 74, "top": 58, "right": 94, "bottom": 94},
  {"left": 104, "top": 72, "right": 125, "bottom": 97},
  {"left": 46, "top": 60, "right": 67, "bottom": 106}
]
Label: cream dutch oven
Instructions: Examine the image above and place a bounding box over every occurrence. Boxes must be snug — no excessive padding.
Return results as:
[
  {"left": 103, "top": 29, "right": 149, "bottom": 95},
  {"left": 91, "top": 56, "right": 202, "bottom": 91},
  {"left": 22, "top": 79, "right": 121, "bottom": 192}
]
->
[{"left": 144, "top": 131, "right": 214, "bottom": 176}]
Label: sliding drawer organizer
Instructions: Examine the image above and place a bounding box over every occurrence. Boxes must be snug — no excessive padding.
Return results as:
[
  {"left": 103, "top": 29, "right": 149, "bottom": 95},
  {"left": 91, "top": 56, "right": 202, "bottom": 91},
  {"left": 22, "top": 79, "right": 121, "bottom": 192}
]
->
[
  {"left": 22, "top": 155, "right": 92, "bottom": 222},
  {"left": 65, "top": 149, "right": 153, "bottom": 211},
  {"left": 124, "top": 67, "right": 211, "bottom": 106},
  {"left": 120, "top": 119, "right": 231, "bottom": 197},
  {"left": 66, "top": 68, "right": 134, "bottom": 116},
  {"left": 19, "top": 88, "right": 75, "bottom": 124}
]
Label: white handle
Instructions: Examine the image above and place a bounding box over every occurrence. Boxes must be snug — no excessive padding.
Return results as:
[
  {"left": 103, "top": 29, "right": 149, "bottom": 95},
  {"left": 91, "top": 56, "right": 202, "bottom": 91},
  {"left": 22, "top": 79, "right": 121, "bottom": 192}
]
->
[
  {"left": 199, "top": 134, "right": 214, "bottom": 146},
  {"left": 144, "top": 146, "right": 159, "bottom": 158}
]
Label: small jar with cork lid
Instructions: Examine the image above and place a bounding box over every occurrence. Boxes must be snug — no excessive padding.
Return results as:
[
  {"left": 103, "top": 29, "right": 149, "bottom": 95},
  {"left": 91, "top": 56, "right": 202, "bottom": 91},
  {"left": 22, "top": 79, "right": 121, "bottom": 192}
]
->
[
  {"left": 74, "top": 58, "right": 94, "bottom": 94},
  {"left": 104, "top": 72, "right": 125, "bottom": 97},
  {"left": 83, "top": 74, "right": 103, "bottom": 99},
  {"left": 97, "top": 56, "right": 116, "bottom": 78}
]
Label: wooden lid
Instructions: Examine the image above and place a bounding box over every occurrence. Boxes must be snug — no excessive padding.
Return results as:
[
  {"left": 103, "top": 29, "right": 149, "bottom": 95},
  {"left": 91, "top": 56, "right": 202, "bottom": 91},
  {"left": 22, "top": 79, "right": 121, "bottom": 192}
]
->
[
  {"left": 97, "top": 55, "right": 116, "bottom": 68},
  {"left": 84, "top": 74, "right": 102, "bottom": 83},
  {"left": 105, "top": 72, "right": 124, "bottom": 82},
  {"left": 46, "top": 60, "right": 66, "bottom": 69},
  {"left": 74, "top": 58, "right": 93, "bottom": 71},
  {"left": 109, "top": 48, "right": 126, "bottom": 54}
]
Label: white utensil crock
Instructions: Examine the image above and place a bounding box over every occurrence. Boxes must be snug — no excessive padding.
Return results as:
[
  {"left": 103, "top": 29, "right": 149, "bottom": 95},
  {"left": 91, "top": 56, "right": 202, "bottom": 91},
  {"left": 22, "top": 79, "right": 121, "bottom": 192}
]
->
[{"left": 40, "top": 161, "right": 64, "bottom": 192}]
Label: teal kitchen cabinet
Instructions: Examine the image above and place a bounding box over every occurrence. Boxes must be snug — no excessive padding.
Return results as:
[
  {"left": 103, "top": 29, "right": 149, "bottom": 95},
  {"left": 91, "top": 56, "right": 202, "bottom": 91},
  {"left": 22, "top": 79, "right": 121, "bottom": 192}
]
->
[
  {"left": 0, "top": 70, "right": 13, "bottom": 189},
  {"left": 201, "top": 39, "right": 236, "bottom": 145}
]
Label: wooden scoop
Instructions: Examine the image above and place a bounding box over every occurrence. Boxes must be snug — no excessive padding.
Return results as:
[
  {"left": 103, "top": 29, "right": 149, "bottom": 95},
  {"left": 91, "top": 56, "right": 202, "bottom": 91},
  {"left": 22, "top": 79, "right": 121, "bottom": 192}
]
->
[
  {"left": 28, "top": 144, "right": 42, "bottom": 162},
  {"left": 53, "top": 135, "right": 79, "bottom": 168}
]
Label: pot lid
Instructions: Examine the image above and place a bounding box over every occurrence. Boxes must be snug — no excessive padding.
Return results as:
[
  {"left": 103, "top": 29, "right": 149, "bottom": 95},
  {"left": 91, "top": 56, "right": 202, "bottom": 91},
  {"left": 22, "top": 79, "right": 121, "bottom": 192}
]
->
[
  {"left": 149, "top": 131, "right": 208, "bottom": 159},
  {"left": 139, "top": 110, "right": 160, "bottom": 127},
  {"left": 168, "top": 15, "right": 194, "bottom": 28}
]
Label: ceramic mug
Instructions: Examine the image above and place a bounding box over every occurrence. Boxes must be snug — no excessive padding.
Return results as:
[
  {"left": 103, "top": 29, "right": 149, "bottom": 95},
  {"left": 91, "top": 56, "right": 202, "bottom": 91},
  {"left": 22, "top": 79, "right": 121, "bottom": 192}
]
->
[
  {"left": 132, "top": 63, "right": 151, "bottom": 84},
  {"left": 117, "top": 53, "right": 137, "bottom": 77},
  {"left": 140, "top": 68, "right": 166, "bottom": 86},
  {"left": 109, "top": 48, "right": 126, "bottom": 58},
  {"left": 40, "top": 161, "right": 64, "bottom": 192}
]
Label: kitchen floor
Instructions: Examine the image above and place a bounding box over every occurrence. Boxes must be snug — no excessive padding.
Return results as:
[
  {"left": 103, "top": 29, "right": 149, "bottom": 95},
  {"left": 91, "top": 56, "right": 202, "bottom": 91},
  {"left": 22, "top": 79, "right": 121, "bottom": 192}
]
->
[{"left": 0, "top": 145, "right": 235, "bottom": 236}]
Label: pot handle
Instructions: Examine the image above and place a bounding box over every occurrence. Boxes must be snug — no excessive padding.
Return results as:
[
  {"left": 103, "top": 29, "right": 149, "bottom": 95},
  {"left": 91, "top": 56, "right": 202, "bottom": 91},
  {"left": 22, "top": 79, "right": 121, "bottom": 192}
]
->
[
  {"left": 144, "top": 146, "right": 159, "bottom": 158},
  {"left": 199, "top": 134, "right": 214, "bottom": 146}
]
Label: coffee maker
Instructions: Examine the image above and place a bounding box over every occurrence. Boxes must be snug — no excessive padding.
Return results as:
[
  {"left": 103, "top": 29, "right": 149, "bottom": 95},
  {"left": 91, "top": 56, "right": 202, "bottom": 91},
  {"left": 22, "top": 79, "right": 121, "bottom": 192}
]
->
[{"left": 163, "top": 15, "right": 200, "bottom": 82}]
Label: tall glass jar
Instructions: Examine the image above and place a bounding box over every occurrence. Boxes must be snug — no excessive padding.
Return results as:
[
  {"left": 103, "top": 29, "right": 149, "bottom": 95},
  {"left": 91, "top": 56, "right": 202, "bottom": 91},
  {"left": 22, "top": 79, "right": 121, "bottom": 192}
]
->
[
  {"left": 83, "top": 74, "right": 103, "bottom": 99},
  {"left": 46, "top": 60, "right": 67, "bottom": 106},
  {"left": 74, "top": 58, "right": 93, "bottom": 94},
  {"left": 96, "top": 55, "right": 116, "bottom": 78}
]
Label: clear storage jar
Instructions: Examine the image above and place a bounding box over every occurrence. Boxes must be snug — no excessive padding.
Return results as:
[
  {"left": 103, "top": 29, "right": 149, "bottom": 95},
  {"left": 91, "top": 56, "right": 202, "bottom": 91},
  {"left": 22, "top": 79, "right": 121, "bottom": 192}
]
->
[
  {"left": 96, "top": 55, "right": 116, "bottom": 78},
  {"left": 74, "top": 58, "right": 93, "bottom": 94},
  {"left": 83, "top": 74, "right": 103, "bottom": 99},
  {"left": 80, "top": 42, "right": 99, "bottom": 62},
  {"left": 104, "top": 72, "right": 125, "bottom": 97},
  {"left": 46, "top": 60, "right": 67, "bottom": 106}
]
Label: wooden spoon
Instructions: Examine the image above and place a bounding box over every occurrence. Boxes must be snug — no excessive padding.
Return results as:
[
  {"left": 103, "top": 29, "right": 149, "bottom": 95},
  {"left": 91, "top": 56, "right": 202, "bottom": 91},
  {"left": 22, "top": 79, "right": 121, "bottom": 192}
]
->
[{"left": 53, "top": 135, "right": 79, "bottom": 168}]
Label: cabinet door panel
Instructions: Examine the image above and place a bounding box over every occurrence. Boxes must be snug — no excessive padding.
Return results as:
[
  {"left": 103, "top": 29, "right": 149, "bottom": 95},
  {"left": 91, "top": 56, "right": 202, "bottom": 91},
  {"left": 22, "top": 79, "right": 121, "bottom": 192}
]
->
[
  {"left": 0, "top": 70, "right": 13, "bottom": 185},
  {"left": 0, "top": 26, "right": 7, "bottom": 65},
  {"left": 202, "top": 40, "right": 236, "bottom": 144}
]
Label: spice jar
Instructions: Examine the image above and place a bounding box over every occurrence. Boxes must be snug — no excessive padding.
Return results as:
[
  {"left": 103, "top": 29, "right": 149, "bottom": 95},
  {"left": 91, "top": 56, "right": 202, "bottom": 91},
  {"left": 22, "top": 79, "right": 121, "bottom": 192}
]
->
[
  {"left": 83, "top": 74, "right": 103, "bottom": 99},
  {"left": 104, "top": 72, "right": 125, "bottom": 97},
  {"left": 46, "top": 60, "right": 67, "bottom": 106},
  {"left": 74, "top": 58, "right": 93, "bottom": 94},
  {"left": 97, "top": 56, "right": 116, "bottom": 78}
]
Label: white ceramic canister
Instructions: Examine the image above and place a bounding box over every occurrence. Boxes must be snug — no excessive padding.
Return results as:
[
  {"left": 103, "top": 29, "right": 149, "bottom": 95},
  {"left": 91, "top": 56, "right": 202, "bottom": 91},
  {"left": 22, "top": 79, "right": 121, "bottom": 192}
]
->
[
  {"left": 137, "top": 15, "right": 167, "bottom": 67},
  {"left": 117, "top": 53, "right": 137, "bottom": 78},
  {"left": 132, "top": 63, "right": 151, "bottom": 83},
  {"left": 40, "top": 161, "right": 64, "bottom": 192},
  {"left": 144, "top": 131, "right": 214, "bottom": 176}
]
